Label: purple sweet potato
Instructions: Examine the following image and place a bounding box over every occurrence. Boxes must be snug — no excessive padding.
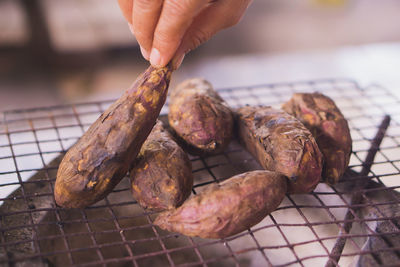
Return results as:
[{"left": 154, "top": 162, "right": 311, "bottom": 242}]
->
[
  {"left": 168, "top": 78, "right": 234, "bottom": 155},
  {"left": 130, "top": 120, "right": 193, "bottom": 211},
  {"left": 55, "top": 65, "right": 173, "bottom": 208},
  {"left": 282, "top": 92, "right": 352, "bottom": 184},
  {"left": 154, "top": 170, "right": 287, "bottom": 239},
  {"left": 236, "top": 106, "right": 323, "bottom": 194}
]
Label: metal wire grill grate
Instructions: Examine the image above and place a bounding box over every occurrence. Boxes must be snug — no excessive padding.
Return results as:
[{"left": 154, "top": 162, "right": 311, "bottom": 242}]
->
[{"left": 1, "top": 79, "right": 400, "bottom": 267}]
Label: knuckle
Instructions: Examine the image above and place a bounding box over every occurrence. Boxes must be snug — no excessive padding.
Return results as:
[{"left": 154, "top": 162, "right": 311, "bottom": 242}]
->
[
  {"left": 188, "top": 29, "right": 212, "bottom": 51},
  {"left": 165, "top": 0, "right": 197, "bottom": 16},
  {"left": 165, "top": 0, "right": 186, "bottom": 15},
  {"left": 135, "top": 0, "right": 162, "bottom": 10},
  {"left": 154, "top": 29, "right": 176, "bottom": 47}
]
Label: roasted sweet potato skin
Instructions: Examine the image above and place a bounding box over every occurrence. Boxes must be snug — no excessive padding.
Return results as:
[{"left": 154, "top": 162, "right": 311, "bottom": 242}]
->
[
  {"left": 55, "top": 65, "right": 173, "bottom": 208},
  {"left": 282, "top": 92, "right": 352, "bottom": 184},
  {"left": 236, "top": 106, "right": 323, "bottom": 194},
  {"left": 130, "top": 120, "right": 193, "bottom": 211},
  {"left": 168, "top": 78, "right": 234, "bottom": 155},
  {"left": 154, "top": 170, "right": 287, "bottom": 239}
]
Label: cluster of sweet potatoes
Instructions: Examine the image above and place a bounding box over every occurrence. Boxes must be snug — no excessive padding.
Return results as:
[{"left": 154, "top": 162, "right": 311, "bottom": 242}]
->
[{"left": 55, "top": 71, "right": 351, "bottom": 239}]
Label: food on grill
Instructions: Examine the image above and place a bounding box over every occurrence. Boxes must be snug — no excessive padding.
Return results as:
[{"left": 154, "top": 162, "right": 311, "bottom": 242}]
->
[
  {"left": 282, "top": 93, "right": 352, "bottom": 185},
  {"left": 154, "top": 170, "right": 287, "bottom": 239},
  {"left": 54, "top": 65, "right": 173, "bottom": 208},
  {"left": 130, "top": 120, "right": 193, "bottom": 211},
  {"left": 236, "top": 106, "right": 323, "bottom": 194},
  {"left": 168, "top": 78, "right": 234, "bottom": 155}
]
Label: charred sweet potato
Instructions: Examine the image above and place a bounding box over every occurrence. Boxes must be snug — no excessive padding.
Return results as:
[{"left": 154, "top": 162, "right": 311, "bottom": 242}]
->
[
  {"left": 154, "top": 170, "right": 287, "bottom": 239},
  {"left": 168, "top": 78, "right": 234, "bottom": 155},
  {"left": 236, "top": 106, "right": 323, "bottom": 194},
  {"left": 55, "top": 65, "right": 173, "bottom": 208},
  {"left": 130, "top": 120, "right": 193, "bottom": 211},
  {"left": 282, "top": 92, "right": 352, "bottom": 184}
]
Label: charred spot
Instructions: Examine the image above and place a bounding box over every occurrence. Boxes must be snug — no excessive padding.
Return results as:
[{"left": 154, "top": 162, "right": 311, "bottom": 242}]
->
[
  {"left": 325, "top": 111, "right": 336, "bottom": 120},
  {"left": 164, "top": 179, "right": 172, "bottom": 186},
  {"left": 289, "top": 175, "right": 298, "bottom": 182},
  {"left": 303, "top": 94, "right": 318, "bottom": 109},
  {"left": 101, "top": 111, "right": 112, "bottom": 123},
  {"left": 266, "top": 119, "right": 277, "bottom": 128},
  {"left": 327, "top": 176, "right": 336, "bottom": 185},
  {"left": 266, "top": 117, "right": 287, "bottom": 128},
  {"left": 254, "top": 115, "right": 263, "bottom": 127}
]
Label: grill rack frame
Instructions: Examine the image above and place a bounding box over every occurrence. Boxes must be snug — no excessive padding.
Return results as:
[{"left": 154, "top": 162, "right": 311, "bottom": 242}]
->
[{"left": 0, "top": 78, "right": 400, "bottom": 267}]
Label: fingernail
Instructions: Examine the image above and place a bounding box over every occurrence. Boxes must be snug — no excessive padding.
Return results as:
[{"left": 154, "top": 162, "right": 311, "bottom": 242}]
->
[
  {"left": 150, "top": 48, "right": 162, "bottom": 67},
  {"left": 172, "top": 54, "right": 185, "bottom": 70},
  {"left": 140, "top": 46, "right": 150, "bottom": 61},
  {"left": 128, "top": 23, "right": 134, "bottom": 35}
]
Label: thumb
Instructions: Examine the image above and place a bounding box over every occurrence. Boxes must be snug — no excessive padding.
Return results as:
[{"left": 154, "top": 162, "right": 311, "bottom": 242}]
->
[{"left": 171, "top": 28, "right": 213, "bottom": 70}]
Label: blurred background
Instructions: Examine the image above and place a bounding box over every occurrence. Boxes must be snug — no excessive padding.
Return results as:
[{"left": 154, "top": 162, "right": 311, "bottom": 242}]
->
[{"left": 1, "top": 0, "right": 400, "bottom": 113}]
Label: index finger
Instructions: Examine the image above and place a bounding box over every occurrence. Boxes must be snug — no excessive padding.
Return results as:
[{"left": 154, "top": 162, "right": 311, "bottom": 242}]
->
[{"left": 132, "top": 0, "right": 163, "bottom": 58}]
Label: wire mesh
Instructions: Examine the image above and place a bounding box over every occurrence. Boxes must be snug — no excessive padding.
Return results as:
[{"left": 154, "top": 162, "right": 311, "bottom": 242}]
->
[{"left": 1, "top": 78, "right": 400, "bottom": 267}]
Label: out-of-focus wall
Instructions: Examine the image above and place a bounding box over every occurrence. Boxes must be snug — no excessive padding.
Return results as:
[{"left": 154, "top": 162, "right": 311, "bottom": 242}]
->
[
  {"left": 203, "top": 0, "right": 400, "bottom": 55},
  {"left": 1, "top": 0, "right": 400, "bottom": 111},
  {"left": 1, "top": 0, "right": 400, "bottom": 54}
]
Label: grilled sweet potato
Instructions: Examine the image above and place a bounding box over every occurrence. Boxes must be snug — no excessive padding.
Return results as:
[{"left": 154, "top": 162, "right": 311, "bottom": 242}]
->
[
  {"left": 130, "top": 120, "right": 193, "bottom": 211},
  {"left": 236, "top": 106, "right": 323, "bottom": 194},
  {"left": 168, "top": 78, "right": 233, "bottom": 155},
  {"left": 282, "top": 92, "right": 352, "bottom": 184},
  {"left": 154, "top": 170, "right": 287, "bottom": 239},
  {"left": 55, "top": 65, "right": 173, "bottom": 208}
]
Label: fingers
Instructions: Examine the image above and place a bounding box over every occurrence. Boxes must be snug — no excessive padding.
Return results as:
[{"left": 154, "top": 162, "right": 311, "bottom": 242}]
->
[
  {"left": 118, "top": 0, "right": 251, "bottom": 68},
  {"left": 150, "top": 0, "right": 209, "bottom": 67},
  {"left": 172, "top": 0, "right": 251, "bottom": 69},
  {"left": 117, "top": 0, "right": 133, "bottom": 24},
  {"left": 132, "top": 0, "right": 163, "bottom": 60}
]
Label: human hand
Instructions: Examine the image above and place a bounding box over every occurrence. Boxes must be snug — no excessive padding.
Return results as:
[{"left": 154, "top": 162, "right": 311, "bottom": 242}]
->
[{"left": 118, "top": 0, "right": 252, "bottom": 69}]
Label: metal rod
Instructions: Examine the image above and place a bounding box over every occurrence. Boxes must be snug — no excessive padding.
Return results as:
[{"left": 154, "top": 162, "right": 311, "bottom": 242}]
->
[{"left": 325, "top": 115, "right": 391, "bottom": 267}]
